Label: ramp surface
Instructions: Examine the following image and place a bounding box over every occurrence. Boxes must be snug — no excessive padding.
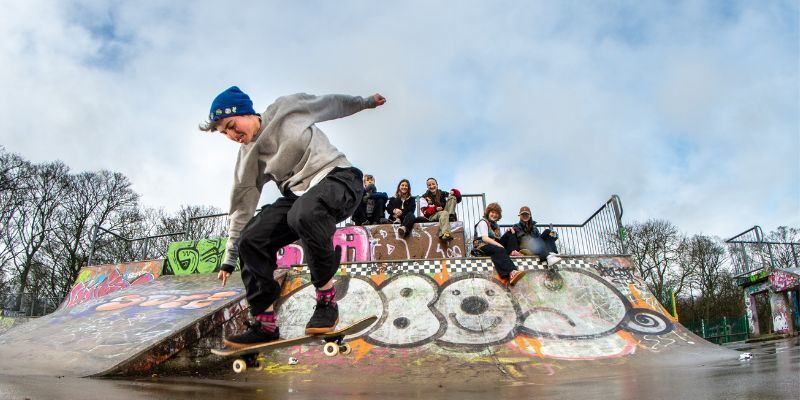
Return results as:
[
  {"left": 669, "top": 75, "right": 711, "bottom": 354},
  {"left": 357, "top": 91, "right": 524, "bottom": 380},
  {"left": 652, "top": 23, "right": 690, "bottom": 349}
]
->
[
  {"left": 260, "top": 255, "right": 739, "bottom": 380},
  {"left": 0, "top": 255, "right": 739, "bottom": 380},
  {"left": 0, "top": 274, "right": 245, "bottom": 377}
]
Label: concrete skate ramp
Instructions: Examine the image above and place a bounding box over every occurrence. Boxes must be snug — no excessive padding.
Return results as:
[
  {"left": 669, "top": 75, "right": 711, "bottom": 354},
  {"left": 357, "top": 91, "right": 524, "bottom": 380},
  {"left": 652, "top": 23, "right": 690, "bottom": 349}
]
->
[
  {"left": 260, "top": 255, "right": 739, "bottom": 380},
  {"left": 0, "top": 273, "right": 246, "bottom": 377}
]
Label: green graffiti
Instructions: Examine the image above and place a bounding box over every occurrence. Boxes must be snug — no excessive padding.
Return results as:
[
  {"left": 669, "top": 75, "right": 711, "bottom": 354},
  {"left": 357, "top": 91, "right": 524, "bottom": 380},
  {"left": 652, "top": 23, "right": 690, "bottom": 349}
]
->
[
  {"left": 166, "top": 237, "right": 232, "bottom": 275},
  {"left": 77, "top": 270, "right": 93, "bottom": 283}
]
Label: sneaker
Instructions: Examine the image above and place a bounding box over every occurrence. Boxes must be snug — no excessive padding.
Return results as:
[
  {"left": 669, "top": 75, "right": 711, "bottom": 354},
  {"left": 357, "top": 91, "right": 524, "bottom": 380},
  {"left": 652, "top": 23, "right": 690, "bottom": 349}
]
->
[
  {"left": 546, "top": 253, "right": 563, "bottom": 267},
  {"left": 508, "top": 270, "right": 526, "bottom": 286},
  {"left": 305, "top": 300, "right": 339, "bottom": 335},
  {"left": 224, "top": 322, "right": 280, "bottom": 348}
]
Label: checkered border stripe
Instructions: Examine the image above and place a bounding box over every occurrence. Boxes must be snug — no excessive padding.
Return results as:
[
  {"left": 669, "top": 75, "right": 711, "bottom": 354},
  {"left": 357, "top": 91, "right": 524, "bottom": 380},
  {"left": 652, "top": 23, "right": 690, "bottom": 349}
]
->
[{"left": 292, "top": 257, "right": 596, "bottom": 277}]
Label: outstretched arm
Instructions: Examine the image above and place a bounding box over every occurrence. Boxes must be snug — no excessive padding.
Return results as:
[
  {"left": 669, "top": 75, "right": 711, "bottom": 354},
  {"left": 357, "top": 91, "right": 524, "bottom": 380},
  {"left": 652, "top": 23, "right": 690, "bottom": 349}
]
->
[{"left": 292, "top": 93, "right": 386, "bottom": 124}]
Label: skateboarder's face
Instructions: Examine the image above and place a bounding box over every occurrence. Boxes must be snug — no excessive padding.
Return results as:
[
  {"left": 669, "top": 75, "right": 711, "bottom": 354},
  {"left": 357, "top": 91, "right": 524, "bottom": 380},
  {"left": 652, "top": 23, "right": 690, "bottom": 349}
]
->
[{"left": 217, "top": 115, "right": 260, "bottom": 145}]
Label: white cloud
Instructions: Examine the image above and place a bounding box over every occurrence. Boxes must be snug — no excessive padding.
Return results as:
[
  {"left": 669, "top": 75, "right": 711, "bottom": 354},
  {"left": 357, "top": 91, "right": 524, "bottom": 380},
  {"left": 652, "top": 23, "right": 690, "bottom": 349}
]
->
[{"left": 0, "top": 0, "right": 797, "bottom": 239}]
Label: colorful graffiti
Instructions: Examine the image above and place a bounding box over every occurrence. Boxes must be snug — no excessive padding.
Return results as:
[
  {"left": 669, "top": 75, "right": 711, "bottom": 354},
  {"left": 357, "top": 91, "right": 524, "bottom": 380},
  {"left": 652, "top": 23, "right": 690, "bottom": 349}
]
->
[
  {"left": 0, "top": 274, "right": 247, "bottom": 377},
  {"left": 168, "top": 223, "right": 465, "bottom": 271},
  {"left": 769, "top": 269, "right": 800, "bottom": 292},
  {"left": 274, "top": 257, "right": 677, "bottom": 360},
  {"left": 95, "top": 291, "right": 239, "bottom": 312},
  {"left": 61, "top": 261, "right": 162, "bottom": 310},
  {"left": 166, "top": 238, "right": 230, "bottom": 275},
  {"left": 368, "top": 223, "right": 465, "bottom": 260},
  {"left": 769, "top": 291, "right": 793, "bottom": 334}
]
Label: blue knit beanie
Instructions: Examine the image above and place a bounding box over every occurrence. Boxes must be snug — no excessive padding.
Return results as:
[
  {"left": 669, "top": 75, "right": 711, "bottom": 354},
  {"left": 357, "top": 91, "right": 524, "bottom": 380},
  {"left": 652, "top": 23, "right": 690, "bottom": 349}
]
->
[{"left": 208, "top": 86, "right": 257, "bottom": 122}]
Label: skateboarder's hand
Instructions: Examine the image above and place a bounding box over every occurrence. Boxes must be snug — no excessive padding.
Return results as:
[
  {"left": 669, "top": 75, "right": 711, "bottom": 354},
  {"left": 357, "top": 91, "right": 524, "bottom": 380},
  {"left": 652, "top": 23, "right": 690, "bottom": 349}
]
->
[
  {"left": 218, "top": 270, "right": 231, "bottom": 287},
  {"left": 370, "top": 93, "right": 386, "bottom": 108}
]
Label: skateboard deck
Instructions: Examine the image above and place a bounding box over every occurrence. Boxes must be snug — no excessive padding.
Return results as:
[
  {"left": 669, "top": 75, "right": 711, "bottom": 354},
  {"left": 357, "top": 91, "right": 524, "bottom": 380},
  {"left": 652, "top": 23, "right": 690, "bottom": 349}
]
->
[{"left": 212, "top": 315, "right": 377, "bottom": 372}]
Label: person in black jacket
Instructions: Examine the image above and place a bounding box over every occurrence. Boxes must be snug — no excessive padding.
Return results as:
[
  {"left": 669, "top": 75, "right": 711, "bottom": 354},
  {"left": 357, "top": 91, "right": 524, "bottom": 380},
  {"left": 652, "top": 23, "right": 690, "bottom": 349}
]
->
[
  {"left": 505, "top": 206, "right": 562, "bottom": 267},
  {"left": 352, "top": 174, "right": 388, "bottom": 225},
  {"left": 386, "top": 179, "right": 418, "bottom": 237}
]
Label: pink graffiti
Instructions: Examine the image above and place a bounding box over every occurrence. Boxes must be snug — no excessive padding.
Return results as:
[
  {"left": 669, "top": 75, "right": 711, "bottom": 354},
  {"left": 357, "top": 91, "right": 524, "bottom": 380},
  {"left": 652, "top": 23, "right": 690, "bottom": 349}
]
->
[
  {"left": 66, "top": 269, "right": 155, "bottom": 308},
  {"left": 333, "top": 226, "right": 370, "bottom": 262},
  {"left": 95, "top": 291, "right": 238, "bottom": 312},
  {"left": 769, "top": 270, "right": 799, "bottom": 292},
  {"left": 277, "top": 244, "right": 304, "bottom": 268}
]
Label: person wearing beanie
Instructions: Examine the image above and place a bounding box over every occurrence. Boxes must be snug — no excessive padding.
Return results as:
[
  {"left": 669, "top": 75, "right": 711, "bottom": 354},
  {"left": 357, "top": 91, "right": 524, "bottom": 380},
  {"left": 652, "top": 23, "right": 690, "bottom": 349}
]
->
[
  {"left": 510, "top": 206, "right": 562, "bottom": 267},
  {"left": 201, "top": 86, "right": 386, "bottom": 346},
  {"left": 472, "top": 202, "right": 525, "bottom": 286},
  {"left": 351, "top": 174, "right": 389, "bottom": 226}
]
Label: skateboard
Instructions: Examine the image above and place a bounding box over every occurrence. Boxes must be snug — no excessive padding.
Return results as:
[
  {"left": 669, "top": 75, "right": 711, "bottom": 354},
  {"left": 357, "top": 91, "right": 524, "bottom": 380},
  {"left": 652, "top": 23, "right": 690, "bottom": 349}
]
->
[{"left": 212, "top": 315, "right": 378, "bottom": 373}]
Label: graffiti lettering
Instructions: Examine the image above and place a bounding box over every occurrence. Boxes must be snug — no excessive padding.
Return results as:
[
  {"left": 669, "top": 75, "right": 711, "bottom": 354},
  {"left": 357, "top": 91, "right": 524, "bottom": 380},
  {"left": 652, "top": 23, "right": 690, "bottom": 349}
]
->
[
  {"left": 276, "top": 267, "right": 676, "bottom": 356},
  {"left": 96, "top": 291, "right": 238, "bottom": 312},
  {"left": 62, "top": 262, "right": 161, "bottom": 310},
  {"left": 593, "top": 262, "right": 636, "bottom": 284},
  {"left": 166, "top": 238, "right": 229, "bottom": 275}
]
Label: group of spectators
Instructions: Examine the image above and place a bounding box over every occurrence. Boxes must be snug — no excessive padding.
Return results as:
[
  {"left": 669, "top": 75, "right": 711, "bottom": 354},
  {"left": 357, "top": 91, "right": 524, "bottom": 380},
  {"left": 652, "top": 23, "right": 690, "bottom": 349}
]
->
[{"left": 352, "top": 175, "right": 562, "bottom": 286}]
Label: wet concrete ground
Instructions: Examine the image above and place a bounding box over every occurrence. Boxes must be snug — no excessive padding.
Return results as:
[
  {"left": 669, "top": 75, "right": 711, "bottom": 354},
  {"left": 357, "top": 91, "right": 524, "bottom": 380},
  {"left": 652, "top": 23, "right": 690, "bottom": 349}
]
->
[{"left": 0, "top": 337, "right": 797, "bottom": 400}]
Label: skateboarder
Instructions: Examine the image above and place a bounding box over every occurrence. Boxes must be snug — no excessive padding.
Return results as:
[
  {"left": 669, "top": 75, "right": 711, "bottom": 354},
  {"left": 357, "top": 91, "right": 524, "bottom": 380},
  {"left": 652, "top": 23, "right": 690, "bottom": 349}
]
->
[{"left": 200, "top": 86, "right": 386, "bottom": 346}]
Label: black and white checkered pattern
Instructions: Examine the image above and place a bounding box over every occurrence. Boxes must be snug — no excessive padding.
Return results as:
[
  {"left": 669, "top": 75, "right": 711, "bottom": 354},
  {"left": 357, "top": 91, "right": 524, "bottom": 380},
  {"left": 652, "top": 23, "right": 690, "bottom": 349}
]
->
[{"left": 292, "top": 256, "right": 595, "bottom": 277}]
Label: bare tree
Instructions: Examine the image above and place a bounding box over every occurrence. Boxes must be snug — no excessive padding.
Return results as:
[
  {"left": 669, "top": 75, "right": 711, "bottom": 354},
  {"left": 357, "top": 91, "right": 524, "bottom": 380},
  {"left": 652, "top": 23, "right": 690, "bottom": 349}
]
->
[
  {"left": 2, "top": 161, "right": 70, "bottom": 310},
  {"left": 624, "top": 219, "right": 692, "bottom": 302},
  {"left": 765, "top": 226, "right": 800, "bottom": 270},
  {"left": 40, "top": 171, "right": 140, "bottom": 299},
  {"left": 0, "top": 149, "right": 32, "bottom": 297},
  {"left": 685, "top": 235, "right": 728, "bottom": 320}
]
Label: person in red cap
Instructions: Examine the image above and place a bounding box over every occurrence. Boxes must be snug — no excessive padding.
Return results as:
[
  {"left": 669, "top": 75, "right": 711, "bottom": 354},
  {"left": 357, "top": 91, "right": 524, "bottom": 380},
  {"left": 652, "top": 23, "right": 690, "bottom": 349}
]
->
[
  {"left": 200, "top": 86, "right": 386, "bottom": 346},
  {"left": 509, "top": 206, "right": 562, "bottom": 267}
]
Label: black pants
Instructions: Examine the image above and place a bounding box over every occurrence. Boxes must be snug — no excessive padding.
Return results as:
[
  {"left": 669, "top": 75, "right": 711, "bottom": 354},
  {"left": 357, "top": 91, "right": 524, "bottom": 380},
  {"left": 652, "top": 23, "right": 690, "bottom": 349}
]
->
[
  {"left": 395, "top": 214, "right": 428, "bottom": 237},
  {"left": 476, "top": 232, "right": 520, "bottom": 279},
  {"left": 353, "top": 198, "right": 386, "bottom": 225},
  {"left": 237, "top": 167, "right": 364, "bottom": 315},
  {"left": 520, "top": 229, "right": 559, "bottom": 261}
]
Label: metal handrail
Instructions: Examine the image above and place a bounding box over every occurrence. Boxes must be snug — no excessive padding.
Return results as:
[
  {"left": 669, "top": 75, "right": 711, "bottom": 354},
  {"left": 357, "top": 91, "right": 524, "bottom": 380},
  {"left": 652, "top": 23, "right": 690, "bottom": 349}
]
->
[
  {"left": 726, "top": 225, "right": 799, "bottom": 278},
  {"left": 86, "top": 194, "right": 628, "bottom": 265}
]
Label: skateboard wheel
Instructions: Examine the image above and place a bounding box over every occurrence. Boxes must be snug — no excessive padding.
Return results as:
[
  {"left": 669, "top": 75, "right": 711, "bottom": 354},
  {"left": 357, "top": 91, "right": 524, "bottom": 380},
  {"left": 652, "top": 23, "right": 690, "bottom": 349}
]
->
[
  {"left": 232, "top": 359, "right": 247, "bottom": 374},
  {"left": 340, "top": 344, "right": 352, "bottom": 355},
  {"left": 323, "top": 342, "right": 339, "bottom": 357}
]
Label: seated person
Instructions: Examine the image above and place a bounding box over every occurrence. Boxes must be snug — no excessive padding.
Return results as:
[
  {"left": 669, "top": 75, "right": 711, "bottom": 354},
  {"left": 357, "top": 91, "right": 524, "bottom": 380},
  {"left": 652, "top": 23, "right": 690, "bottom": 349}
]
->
[
  {"left": 352, "top": 174, "right": 388, "bottom": 226},
  {"left": 510, "top": 206, "right": 562, "bottom": 267},
  {"left": 420, "top": 177, "right": 461, "bottom": 241},
  {"left": 472, "top": 202, "right": 525, "bottom": 286},
  {"left": 386, "top": 179, "right": 420, "bottom": 237}
]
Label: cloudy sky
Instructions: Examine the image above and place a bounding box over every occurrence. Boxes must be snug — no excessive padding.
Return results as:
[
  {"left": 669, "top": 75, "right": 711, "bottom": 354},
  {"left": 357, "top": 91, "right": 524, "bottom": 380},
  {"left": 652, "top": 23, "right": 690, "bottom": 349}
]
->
[{"left": 1, "top": 0, "right": 797, "bottom": 238}]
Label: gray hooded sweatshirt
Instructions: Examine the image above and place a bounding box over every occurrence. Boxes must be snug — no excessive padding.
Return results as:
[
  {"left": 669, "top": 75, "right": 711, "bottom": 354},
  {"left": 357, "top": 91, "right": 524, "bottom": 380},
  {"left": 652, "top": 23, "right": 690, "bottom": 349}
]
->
[{"left": 223, "top": 93, "right": 376, "bottom": 266}]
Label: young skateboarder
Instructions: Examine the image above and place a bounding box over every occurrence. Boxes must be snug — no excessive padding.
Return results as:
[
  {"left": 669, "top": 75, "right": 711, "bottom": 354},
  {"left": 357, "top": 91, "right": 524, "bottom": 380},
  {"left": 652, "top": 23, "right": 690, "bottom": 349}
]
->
[{"left": 200, "top": 86, "right": 386, "bottom": 346}]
